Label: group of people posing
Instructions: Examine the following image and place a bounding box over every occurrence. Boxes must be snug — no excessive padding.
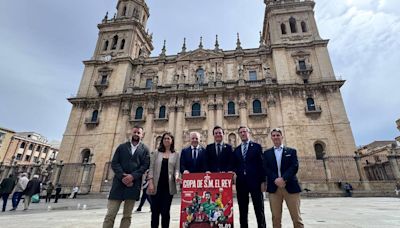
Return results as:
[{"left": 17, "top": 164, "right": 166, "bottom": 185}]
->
[{"left": 103, "top": 125, "right": 304, "bottom": 228}]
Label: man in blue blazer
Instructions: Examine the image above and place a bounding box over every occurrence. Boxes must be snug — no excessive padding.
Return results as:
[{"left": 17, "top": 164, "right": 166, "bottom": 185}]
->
[
  {"left": 263, "top": 128, "right": 304, "bottom": 228},
  {"left": 205, "top": 126, "right": 233, "bottom": 172},
  {"left": 232, "top": 126, "right": 266, "bottom": 228},
  {"left": 180, "top": 131, "right": 207, "bottom": 174}
]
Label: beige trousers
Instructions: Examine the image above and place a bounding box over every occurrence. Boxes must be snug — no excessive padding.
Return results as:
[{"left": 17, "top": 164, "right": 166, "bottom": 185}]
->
[
  {"left": 269, "top": 188, "right": 304, "bottom": 228},
  {"left": 24, "top": 195, "right": 32, "bottom": 210},
  {"left": 103, "top": 200, "right": 135, "bottom": 228}
]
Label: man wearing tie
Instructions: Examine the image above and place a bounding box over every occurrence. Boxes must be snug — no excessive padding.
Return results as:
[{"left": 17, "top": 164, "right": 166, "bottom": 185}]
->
[
  {"left": 263, "top": 128, "right": 304, "bottom": 228},
  {"left": 180, "top": 131, "right": 207, "bottom": 174},
  {"left": 232, "top": 126, "right": 266, "bottom": 228},
  {"left": 205, "top": 126, "right": 233, "bottom": 172}
]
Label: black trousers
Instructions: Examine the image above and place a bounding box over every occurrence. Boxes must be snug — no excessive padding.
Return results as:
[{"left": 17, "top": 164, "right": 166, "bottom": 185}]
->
[
  {"left": 1, "top": 193, "right": 10, "bottom": 212},
  {"left": 54, "top": 192, "right": 61, "bottom": 203},
  {"left": 137, "top": 187, "right": 152, "bottom": 209},
  {"left": 237, "top": 183, "right": 266, "bottom": 228},
  {"left": 150, "top": 192, "right": 173, "bottom": 228}
]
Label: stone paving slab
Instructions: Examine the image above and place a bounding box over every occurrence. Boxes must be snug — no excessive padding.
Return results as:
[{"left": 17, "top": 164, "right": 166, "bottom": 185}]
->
[{"left": 0, "top": 197, "right": 399, "bottom": 227}]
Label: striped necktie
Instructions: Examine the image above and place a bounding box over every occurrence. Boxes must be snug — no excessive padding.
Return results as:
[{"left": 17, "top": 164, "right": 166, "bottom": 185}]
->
[{"left": 242, "top": 142, "right": 248, "bottom": 160}]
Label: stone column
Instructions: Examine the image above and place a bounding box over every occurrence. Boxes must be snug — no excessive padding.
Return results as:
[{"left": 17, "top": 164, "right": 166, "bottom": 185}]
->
[
  {"left": 216, "top": 103, "right": 224, "bottom": 128},
  {"left": 354, "top": 153, "right": 366, "bottom": 182},
  {"left": 207, "top": 103, "right": 215, "bottom": 144},
  {"left": 168, "top": 106, "right": 176, "bottom": 134},
  {"left": 144, "top": 104, "right": 155, "bottom": 148},
  {"left": 239, "top": 100, "right": 248, "bottom": 126},
  {"left": 53, "top": 161, "right": 64, "bottom": 185},
  {"left": 267, "top": 94, "right": 277, "bottom": 128},
  {"left": 175, "top": 106, "right": 185, "bottom": 150},
  {"left": 388, "top": 151, "right": 400, "bottom": 180}
]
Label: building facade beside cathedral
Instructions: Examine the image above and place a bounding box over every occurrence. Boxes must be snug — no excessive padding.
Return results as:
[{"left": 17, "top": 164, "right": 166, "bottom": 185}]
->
[{"left": 59, "top": 0, "right": 358, "bottom": 192}]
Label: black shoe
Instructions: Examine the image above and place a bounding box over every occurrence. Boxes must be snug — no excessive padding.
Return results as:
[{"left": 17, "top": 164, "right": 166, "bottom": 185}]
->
[
  {"left": 9, "top": 208, "right": 16, "bottom": 211},
  {"left": 135, "top": 208, "right": 142, "bottom": 212}
]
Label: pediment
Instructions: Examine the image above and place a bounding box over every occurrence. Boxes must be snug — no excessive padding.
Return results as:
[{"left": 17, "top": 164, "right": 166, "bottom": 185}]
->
[{"left": 177, "top": 49, "right": 224, "bottom": 61}]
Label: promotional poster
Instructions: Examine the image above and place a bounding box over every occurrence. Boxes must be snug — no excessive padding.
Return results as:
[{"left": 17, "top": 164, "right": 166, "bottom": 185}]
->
[{"left": 180, "top": 173, "right": 234, "bottom": 228}]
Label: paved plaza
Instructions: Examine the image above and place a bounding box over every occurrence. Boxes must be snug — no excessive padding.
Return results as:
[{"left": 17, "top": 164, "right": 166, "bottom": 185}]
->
[{"left": 0, "top": 197, "right": 399, "bottom": 227}]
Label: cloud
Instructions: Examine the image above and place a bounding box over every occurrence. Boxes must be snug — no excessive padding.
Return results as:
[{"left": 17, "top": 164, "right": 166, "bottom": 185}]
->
[{"left": 0, "top": 0, "right": 398, "bottom": 145}]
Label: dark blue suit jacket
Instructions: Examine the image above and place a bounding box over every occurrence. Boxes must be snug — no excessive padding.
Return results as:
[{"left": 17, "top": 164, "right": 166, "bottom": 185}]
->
[
  {"left": 205, "top": 143, "right": 233, "bottom": 172},
  {"left": 180, "top": 146, "right": 207, "bottom": 173},
  {"left": 263, "top": 146, "right": 301, "bottom": 193},
  {"left": 232, "top": 141, "right": 265, "bottom": 192}
]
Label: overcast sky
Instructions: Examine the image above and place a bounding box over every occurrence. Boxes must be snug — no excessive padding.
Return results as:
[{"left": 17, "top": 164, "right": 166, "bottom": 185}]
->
[{"left": 0, "top": 0, "right": 399, "bottom": 146}]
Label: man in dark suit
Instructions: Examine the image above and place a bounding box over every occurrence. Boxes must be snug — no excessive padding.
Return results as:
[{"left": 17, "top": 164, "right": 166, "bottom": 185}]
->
[
  {"left": 205, "top": 126, "right": 233, "bottom": 172},
  {"left": 263, "top": 128, "right": 303, "bottom": 228},
  {"left": 180, "top": 131, "right": 207, "bottom": 174},
  {"left": 232, "top": 126, "right": 266, "bottom": 228},
  {"left": 103, "top": 126, "right": 150, "bottom": 228}
]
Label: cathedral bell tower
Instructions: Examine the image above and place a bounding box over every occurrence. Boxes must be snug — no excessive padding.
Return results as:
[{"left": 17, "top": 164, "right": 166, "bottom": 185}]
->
[
  {"left": 93, "top": 0, "right": 153, "bottom": 60},
  {"left": 262, "top": 0, "right": 335, "bottom": 83}
]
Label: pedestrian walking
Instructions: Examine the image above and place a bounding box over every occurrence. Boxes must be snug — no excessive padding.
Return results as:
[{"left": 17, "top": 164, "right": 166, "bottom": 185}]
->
[
  {"left": 23, "top": 174, "right": 41, "bottom": 210},
  {"left": 45, "top": 182, "right": 54, "bottom": 203},
  {"left": 0, "top": 174, "right": 16, "bottom": 212},
  {"left": 54, "top": 184, "right": 62, "bottom": 203},
  {"left": 135, "top": 170, "right": 152, "bottom": 212},
  {"left": 10, "top": 173, "right": 29, "bottom": 211}
]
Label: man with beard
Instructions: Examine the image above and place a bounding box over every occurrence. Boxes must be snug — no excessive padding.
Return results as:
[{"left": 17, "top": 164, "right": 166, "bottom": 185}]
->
[{"left": 103, "top": 126, "right": 150, "bottom": 228}]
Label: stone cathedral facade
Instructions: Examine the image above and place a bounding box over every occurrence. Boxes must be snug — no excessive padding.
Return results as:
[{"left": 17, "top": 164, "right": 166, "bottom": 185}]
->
[{"left": 59, "top": 0, "right": 357, "bottom": 192}]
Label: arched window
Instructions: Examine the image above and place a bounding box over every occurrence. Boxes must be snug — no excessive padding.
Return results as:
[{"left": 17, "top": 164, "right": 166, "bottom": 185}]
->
[
  {"left": 281, "top": 23, "right": 287, "bottom": 35},
  {"left": 91, "top": 110, "right": 99, "bottom": 122},
  {"left": 307, "top": 98, "right": 316, "bottom": 111},
  {"left": 120, "top": 39, "right": 125, "bottom": 50},
  {"left": 159, "top": 106, "right": 166, "bottom": 119},
  {"left": 301, "top": 21, "right": 307, "bottom": 32},
  {"left": 122, "top": 6, "right": 127, "bottom": 16},
  {"left": 192, "top": 103, "right": 201, "bottom": 116},
  {"left": 252, "top": 99, "right": 262, "bottom": 114},
  {"left": 20, "top": 142, "right": 26, "bottom": 149},
  {"left": 314, "top": 142, "right": 325, "bottom": 160},
  {"left": 103, "top": 40, "right": 109, "bottom": 51},
  {"left": 228, "top": 101, "right": 235, "bottom": 115},
  {"left": 29, "top": 144, "right": 33, "bottom": 150},
  {"left": 135, "top": 107, "right": 144, "bottom": 119},
  {"left": 196, "top": 68, "right": 205, "bottom": 84},
  {"left": 36, "top": 145, "right": 41, "bottom": 152},
  {"left": 289, "top": 17, "right": 297, "bottom": 33},
  {"left": 133, "top": 8, "right": 139, "bottom": 19},
  {"left": 81, "top": 149, "right": 91, "bottom": 163},
  {"left": 111, "top": 35, "right": 118, "bottom": 50}
]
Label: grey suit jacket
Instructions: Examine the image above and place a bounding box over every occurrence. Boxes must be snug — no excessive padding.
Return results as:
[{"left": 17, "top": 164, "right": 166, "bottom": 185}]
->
[{"left": 148, "top": 150, "right": 180, "bottom": 195}]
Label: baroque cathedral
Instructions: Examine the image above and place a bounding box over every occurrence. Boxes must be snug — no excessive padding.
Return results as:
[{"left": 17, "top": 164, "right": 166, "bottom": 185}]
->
[{"left": 59, "top": 0, "right": 357, "bottom": 192}]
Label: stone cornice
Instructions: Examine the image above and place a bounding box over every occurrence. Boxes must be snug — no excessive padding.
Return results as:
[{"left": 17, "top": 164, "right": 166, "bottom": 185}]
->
[{"left": 68, "top": 80, "right": 345, "bottom": 105}]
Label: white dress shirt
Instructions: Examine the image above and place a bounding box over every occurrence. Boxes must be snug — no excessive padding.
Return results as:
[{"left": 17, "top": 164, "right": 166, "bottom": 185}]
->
[
  {"left": 131, "top": 142, "right": 139, "bottom": 156},
  {"left": 274, "top": 145, "right": 284, "bottom": 177}
]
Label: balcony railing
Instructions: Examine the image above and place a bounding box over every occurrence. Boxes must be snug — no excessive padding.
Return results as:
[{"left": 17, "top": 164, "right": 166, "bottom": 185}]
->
[
  {"left": 224, "top": 110, "right": 239, "bottom": 117},
  {"left": 305, "top": 105, "right": 322, "bottom": 114},
  {"left": 129, "top": 116, "right": 146, "bottom": 123},
  {"left": 185, "top": 111, "right": 207, "bottom": 119},
  {"left": 249, "top": 108, "right": 267, "bottom": 117},
  {"left": 94, "top": 81, "right": 109, "bottom": 91},
  {"left": 296, "top": 64, "right": 313, "bottom": 76},
  {"left": 85, "top": 117, "right": 99, "bottom": 125},
  {"left": 154, "top": 113, "right": 169, "bottom": 121}
]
